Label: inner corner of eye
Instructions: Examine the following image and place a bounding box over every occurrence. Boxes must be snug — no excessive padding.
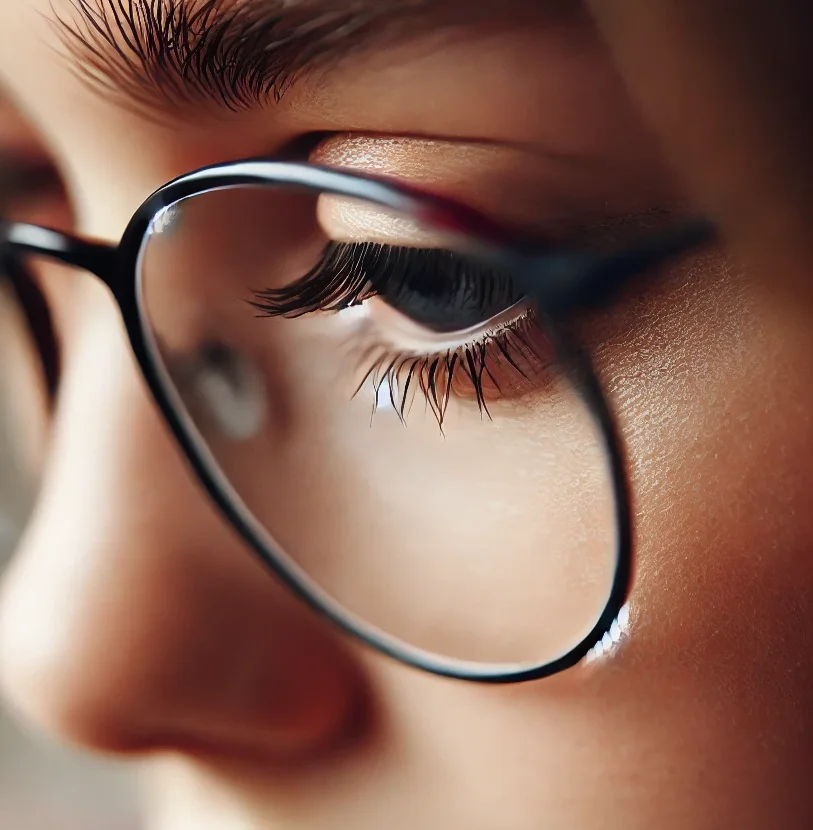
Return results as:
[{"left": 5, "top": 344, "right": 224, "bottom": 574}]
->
[{"left": 316, "top": 193, "right": 443, "bottom": 249}]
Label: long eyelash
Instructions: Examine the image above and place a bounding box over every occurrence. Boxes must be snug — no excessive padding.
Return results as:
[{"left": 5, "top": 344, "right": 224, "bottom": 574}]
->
[
  {"left": 250, "top": 242, "right": 522, "bottom": 321},
  {"left": 250, "top": 242, "right": 377, "bottom": 317},
  {"left": 358, "top": 317, "right": 540, "bottom": 428}
]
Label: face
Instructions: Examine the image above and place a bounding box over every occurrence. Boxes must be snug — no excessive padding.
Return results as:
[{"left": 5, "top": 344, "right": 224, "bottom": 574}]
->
[{"left": 1, "top": 1, "right": 813, "bottom": 828}]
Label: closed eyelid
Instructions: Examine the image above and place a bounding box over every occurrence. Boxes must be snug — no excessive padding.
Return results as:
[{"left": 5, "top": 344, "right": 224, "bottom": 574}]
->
[
  {"left": 309, "top": 135, "right": 564, "bottom": 232},
  {"left": 317, "top": 195, "right": 447, "bottom": 248},
  {"left": 309, "top": 134, "right": 680, "bottom": 240}
]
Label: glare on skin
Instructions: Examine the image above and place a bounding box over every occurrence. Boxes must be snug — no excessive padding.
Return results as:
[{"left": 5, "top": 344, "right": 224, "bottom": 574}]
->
[{"left": 1, "top": 2, "right": 813, "bottom": 829}]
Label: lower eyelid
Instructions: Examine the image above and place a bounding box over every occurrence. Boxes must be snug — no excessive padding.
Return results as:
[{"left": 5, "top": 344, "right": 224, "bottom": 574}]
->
[
  {"left": 457, "top": 317, "right": 557, "bottom": 405},
  {"left": 354, "top": 308, "right": 557, "bottom": 420}
]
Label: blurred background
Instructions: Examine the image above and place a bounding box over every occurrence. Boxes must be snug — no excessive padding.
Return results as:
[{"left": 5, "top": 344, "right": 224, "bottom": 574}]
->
[{"left": 0, "top": 399, "right": 140, "bottom": 829}]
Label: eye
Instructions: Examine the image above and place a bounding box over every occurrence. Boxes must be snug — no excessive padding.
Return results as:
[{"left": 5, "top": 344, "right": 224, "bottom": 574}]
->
[
  {"left": 252, "top": 241, "right": 549, "bottom": 424},
  {"left": 254, "top": 242, "right": 525, "bottom": 326}
]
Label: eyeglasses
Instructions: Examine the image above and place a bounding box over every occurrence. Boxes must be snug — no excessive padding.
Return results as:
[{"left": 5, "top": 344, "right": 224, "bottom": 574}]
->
[{"left": 0, "top": 159, "right": 713, "bottom": 682}]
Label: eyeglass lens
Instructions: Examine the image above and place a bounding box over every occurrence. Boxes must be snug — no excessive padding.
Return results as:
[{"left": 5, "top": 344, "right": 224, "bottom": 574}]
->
[{"left": 135, "top": 184, "right": 621, "bottom": 672}]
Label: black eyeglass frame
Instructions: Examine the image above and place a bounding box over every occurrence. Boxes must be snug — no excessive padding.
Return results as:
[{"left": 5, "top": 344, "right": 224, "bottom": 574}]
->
[{"left": 0, "top": 158, "right": 714, "bottom": 683}]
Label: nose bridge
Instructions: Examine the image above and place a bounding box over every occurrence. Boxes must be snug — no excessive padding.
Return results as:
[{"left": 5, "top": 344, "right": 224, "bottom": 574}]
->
[{"left": 0, "top": 295, "right": 365, "bottom": 756}]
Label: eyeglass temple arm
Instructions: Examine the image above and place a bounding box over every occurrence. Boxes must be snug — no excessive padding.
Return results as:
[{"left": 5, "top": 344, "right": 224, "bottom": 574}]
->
[
  {"left": 521, "top": 219, "right": 717, "bottom": 316},
  {"left": 0, "top": 220, "right": 118, "bottom": 287},
  {"left": 1, "top": 214, "right": 716, "bottom": 315}
]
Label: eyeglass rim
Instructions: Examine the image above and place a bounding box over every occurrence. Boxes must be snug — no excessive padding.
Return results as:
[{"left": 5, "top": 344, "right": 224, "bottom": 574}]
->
[{"left": 1, "top": 157, "right": 633, "bottom": 683}]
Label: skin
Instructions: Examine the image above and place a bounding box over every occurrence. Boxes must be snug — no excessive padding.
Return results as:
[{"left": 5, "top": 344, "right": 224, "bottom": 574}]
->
[
  {"left": 587, "top": 0, "right": 813, "bottom": 307},
  {"left": 1, "top": 2, "right": 813, "bottom": 828}
]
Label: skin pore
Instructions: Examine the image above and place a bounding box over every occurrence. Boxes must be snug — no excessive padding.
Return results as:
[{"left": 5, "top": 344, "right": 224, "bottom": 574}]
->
[{"left": 1, "top": 1, "right": 813, "bottom": 829}]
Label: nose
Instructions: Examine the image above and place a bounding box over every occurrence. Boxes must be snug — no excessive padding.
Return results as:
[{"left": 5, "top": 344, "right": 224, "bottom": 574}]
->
[{"left": 0, "top": 279, "right": 366, "bottom": 759}]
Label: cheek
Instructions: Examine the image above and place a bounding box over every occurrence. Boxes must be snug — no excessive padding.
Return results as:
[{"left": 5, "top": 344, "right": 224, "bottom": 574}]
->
[{"left": 590, "top": 251, "right": 813, "bottom": 671}]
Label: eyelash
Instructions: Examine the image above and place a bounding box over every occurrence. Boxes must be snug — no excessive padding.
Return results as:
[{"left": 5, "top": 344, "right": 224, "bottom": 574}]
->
[
  {"left": 251, "top": 243, "right": 549, "bottom": 426},
  {"left": 357, "top": 315, "right": 541, "bottom": 427}
]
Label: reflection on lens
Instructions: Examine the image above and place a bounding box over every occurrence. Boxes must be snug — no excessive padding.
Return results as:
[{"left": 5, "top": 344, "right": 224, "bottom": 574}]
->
[
  {"left": 0, "top": 276, "right": 49, "bottom": 557},
  {"left": 137, "top": 183, "right": 621, "bottom": 674},
  {"left": 165, "top": 341, "right": 268, "bottom": 442}
]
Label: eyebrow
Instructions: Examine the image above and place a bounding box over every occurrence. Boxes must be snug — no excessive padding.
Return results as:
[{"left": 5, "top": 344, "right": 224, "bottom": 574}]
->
[{"left": 52, "top": 0, "right": 457, "bottom": 118}]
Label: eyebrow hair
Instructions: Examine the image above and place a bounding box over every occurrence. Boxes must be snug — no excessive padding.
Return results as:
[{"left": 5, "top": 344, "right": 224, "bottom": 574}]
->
[{"left": 52, "top": 0, "right": 457, "bottom": 118}]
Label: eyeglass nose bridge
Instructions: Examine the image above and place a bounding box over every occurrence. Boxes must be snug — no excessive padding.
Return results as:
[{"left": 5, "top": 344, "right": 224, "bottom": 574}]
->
[{"left": 0, "top": 219, "right": 120, "bottom": 291}]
